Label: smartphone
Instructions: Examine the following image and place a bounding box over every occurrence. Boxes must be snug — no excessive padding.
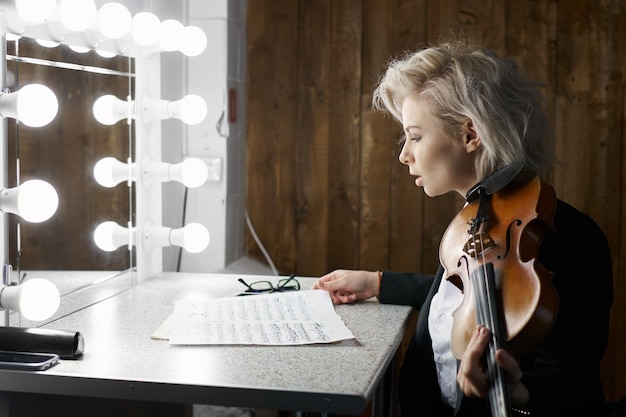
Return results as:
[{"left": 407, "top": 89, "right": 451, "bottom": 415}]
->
[{"left": 0, "top": 351, "right": 60, "bottom": 371}]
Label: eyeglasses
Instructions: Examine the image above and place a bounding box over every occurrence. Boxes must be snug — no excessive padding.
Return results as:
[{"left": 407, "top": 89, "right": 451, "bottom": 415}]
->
[{"left": 237, "top": 274, "right": 300, "bottom": 296}]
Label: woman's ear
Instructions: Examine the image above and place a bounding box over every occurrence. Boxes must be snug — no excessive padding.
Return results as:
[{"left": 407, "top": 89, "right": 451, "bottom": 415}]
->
[{"left": 462, "top": 118, "right": 481, "bottom": 152}]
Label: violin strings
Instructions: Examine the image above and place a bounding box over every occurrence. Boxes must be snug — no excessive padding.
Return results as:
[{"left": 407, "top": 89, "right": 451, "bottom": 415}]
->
[{"left": 473, "top": 190, "right": 510, "bottom": 417}]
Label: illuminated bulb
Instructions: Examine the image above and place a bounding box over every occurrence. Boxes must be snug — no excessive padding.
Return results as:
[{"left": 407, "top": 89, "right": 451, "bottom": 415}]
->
[
  {"left": 97, "top": 2, "right": 132, "bottom": 39},
  {"left": 158, "top": 19, "right": 184, "bottom": 51},
  {"left": 95, "top": 49, "right": 116, "bottom": 58},
  {"left": 15, "top": 0, "right": 57, "bottom": 23},
  {"left": 93, "top": 94, "right": 132, "bottom": 125},
  {"left": 68, "top": 45, "right": 90, "bottom": 53},
  {"left": 131, "top": 12, "right": 160, "bottom": 46},
  {"left": 94, "top": 157, "right": 135, "bottom": 187},
  {"left": 94, "top": 221, "right": 133, "bottom": 251},
  {"left": 0, "top": 278, "right": 61, "bottom": 321},
  {"left": 180, "top": 26, "right": 207, "bottom": 57},
  {"left": 171, "top": 223, "right": 210, "bottom": 253},
  {"left": 0, "top": 180, "right": 59, "bottom": 223},
  {"left": 168, "top": 95, "right": 207, "bottom": 125},
  {"left": 145, "top": 158, "right": 208, "bottom": 188},
  {"left": 35, "top": 39, "right": 60, "bottom": 48},
  {"left": 147, "top": 223, "right": 210, "bottom": 253},
  {"left": 0, "top": 84, "right": 58, "bottom": 127},
  {"left": 60, "top": 0, "right": 97, "bottom": 31}
]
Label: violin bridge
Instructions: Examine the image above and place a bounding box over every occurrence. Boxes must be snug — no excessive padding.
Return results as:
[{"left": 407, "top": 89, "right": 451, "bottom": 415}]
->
[{"left": 463, "top": 232, "right": 497, "bottom": 259}]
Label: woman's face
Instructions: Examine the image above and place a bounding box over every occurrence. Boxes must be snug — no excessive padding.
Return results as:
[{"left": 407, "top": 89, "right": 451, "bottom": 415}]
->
[{"left": 399, "top": 93, "right": 480, "bottom": 197}]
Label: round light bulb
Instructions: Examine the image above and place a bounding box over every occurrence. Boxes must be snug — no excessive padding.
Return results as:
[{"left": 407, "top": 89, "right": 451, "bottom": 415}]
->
[
  {"left": 158, "top": 19, "right": 184, "bottom": 51},
  {"left": 131, "top": 12, "right": 160, "bottom": 46},
  {"left": 174, "top": 158, "right": 209, "bottom": 188},
  {"left": 97, "top": 2, "right": 132, "bottom": 39},
  {"left": 93, "top": 94, "right": 130, "bottom": 125},
  {"left": 180, "top": 26, "right": 207, "bottom": 57},
  {"left": 94, "top": 157, "right": 134, "bottom": 187},
  {"left": 94, "top": 221, "right": 130, "bottom": 251},
  {"left": 168, "top": 94, "right": 207, "bottom": 125},
  {"left": 60, "top": 0, "right": 97, "bottom": 31},
  {"left": 0, "top": 84, "right": 59, "bottom": 128},
  {"left": 15, "top": 279, "right": 61, "bottom": 321},
  {"left": 0, "top": 179, "right": 59, "bottom": 223},
  {"left": 15, "top": 0, "right": 57, "bottom": 23},
  {"left": 171, "top": 223, "right": 210, "bottom": 253},
  {"left": 1, "top": 279, "right": 61, "bottom": 321}
]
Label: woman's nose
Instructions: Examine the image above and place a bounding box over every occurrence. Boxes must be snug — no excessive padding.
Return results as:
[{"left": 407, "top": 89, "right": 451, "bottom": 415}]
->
[{"left": 398, "top": 141, "right": 410, "bottom": 165}]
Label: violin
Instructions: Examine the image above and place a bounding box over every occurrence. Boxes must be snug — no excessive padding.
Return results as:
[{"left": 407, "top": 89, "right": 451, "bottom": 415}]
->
[{"left": 439, "top": 163, "right": 559, "bottom": 417}]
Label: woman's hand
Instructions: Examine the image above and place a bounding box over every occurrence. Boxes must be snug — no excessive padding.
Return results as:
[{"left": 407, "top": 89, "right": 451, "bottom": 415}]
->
[
  {"left": 311, "top": 269, "right": 379, "bottom": 304},
  {"left": 457, "top": 325, "right": 529, "bottom": 407}
]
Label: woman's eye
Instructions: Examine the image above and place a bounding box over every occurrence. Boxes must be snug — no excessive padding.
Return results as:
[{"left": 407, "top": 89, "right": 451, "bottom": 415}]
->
[{"left": 409, "top": 136, "right": 421, "bottom": 142}]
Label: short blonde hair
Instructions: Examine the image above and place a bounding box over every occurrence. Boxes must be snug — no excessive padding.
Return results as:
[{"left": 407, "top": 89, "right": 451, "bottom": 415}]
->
[{"left": 373, "top": 41, "right": 552, "bottom": 180}]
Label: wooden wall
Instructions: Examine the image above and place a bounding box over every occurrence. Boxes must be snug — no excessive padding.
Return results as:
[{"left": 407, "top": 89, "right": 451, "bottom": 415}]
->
[{"left": 246, "top": 0, "right": 626, "bottom": 402}]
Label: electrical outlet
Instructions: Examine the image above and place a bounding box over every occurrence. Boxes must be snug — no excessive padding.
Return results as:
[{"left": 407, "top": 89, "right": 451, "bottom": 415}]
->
[{"left": 205, "top": 157, "right": 223, "bottom": 182}]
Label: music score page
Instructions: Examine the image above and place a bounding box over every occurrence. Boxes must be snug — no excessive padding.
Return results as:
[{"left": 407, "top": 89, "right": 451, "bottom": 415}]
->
[{"left": 162, "top": 290, "right": 355, "bottom": 345}]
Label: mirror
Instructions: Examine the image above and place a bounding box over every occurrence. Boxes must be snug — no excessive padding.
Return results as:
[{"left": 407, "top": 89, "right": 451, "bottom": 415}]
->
[{"left": 5, "top": 38, "right": 134, "bottom": 305}]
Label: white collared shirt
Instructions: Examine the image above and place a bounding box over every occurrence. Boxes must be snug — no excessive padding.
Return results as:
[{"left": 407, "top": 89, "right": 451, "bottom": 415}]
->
[{"left": 428, "top": 277, "right": 463, "bottom": 407}]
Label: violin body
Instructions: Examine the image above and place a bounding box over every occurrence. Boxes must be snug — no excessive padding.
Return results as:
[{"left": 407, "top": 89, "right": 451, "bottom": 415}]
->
[{"left": 440, "top": 167, "right": 559, "bottom": 360}]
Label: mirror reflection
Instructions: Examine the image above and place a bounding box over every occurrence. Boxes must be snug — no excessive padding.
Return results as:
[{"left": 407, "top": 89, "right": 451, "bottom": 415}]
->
[{"left": 6, "top": 38, "right": 133, "bottom": 282}]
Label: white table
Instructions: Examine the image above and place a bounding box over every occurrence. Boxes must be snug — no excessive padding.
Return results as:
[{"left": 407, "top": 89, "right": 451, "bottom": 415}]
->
[{"left": 0, "top": 273, "right": 414, "bottom": 415}]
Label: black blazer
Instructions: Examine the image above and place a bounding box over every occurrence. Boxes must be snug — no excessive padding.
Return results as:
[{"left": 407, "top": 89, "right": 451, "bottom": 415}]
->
[{"left": 379, "top": 200, "right": 613, "bottom": 417}]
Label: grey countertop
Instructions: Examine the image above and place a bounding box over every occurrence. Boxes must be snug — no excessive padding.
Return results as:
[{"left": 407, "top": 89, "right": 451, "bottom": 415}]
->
[{"left": 0, "top": 272, "right": 413, "bottom": 414}]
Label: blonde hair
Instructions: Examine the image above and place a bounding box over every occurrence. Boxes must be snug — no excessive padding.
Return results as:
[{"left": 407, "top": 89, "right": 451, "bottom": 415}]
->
[{"left": 372, "top": 41, "right": 552, "bottom": 180}]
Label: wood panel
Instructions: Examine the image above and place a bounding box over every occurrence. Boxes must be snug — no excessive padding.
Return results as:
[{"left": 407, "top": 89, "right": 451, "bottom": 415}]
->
[{"left": 247, "top": 0, "right": 626, "bottom": 402}]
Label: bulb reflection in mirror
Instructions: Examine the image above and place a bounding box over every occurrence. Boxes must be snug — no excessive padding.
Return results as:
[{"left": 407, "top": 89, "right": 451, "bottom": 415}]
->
[
  {"left": 0, "top": 278, "right": 61, "bottom": 321},
  {"left": 0, "top": 84, "right": 58, "bottom": 127},
  {"left": 93, "top": 94, "right": 131, "bottom": 125},
  {"left": 94, "top": 157, "right": 135, "bottom": 188},
  {"left": 94, "top": 221, "right": 133, "bottom": 252},
  {"left": 0, "top": 180, "right": 59, "bottom": 223},
  {"left": 168, "top": 95, "right": 207, "bottom": 125}
]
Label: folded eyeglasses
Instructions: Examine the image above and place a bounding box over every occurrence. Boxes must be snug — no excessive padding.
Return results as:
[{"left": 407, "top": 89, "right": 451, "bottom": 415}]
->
[{"left": 237, "top": 274, "right": 300, "bottom": 296}]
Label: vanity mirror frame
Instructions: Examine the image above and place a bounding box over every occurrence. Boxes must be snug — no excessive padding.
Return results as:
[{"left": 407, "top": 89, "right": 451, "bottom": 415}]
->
[{"left": 0, "top": 2, "right": 205, "bottom": 326}]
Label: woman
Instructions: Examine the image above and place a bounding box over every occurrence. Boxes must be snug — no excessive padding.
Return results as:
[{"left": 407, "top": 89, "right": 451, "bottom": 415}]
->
[{"left": 312, "top": 42, "right": 613, "bottom": 417}]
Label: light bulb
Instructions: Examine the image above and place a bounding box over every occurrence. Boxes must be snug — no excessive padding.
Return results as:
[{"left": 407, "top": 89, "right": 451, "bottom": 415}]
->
[
  {"left": 68, "top": 44, "right": 90, "bottom": 53},
  {"left": 97, "top": 2, "right": 132, "bottom": 39},
  {"left": 158, "top": 19, "right": 184, "bottom": 51},
  {"left": 144, "top": 158, "right": 208, "bottom": 188},
  {"left": 180, "top": 26, "right": 207, "bottom": 57},
  {"left": 60, "top": 0, "right": 97, "bottom": 31},
  {"left": 94, "top": 221, "right": 133, "bottom": 251},
  {"left": 0, "top": 179, "right": 59, "bottom": 223},
  {"left": 171, "top": 223, "right": 210, "bottom": 253},
  {"left": 35, "top": 39, "right": 60, "bottom": 48},
  {"left": 0, "top": 84, "right": 59, "bottom": 127},
  {"left": 93, "top": 94, "right": 132, "bottom": 125},
  {"left": 147, "top": 223, "right": 210, "bottom": 253},
  {"left": 0, "top": 278, "right": 61, "bottom": 321},
  {"left": 171, "top": 158, "right": 209, "bottom": 188},
  {"left": 15, "top": 0, "right": 57, "bottom": 23},
  {"left": 168, "top": 94, "right": 207, "bottom": 125},
  {"left": 95, "top": 49, "right": 116, "bottom": 59},
  {"left": 94, "top": 157, "right": 135, "bottom": 187},
  {"left": 131, "top": 12, "right": 160, "bottom": 46}
]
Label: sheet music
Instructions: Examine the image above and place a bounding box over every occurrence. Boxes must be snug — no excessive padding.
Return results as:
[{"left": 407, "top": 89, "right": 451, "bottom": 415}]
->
[{"left": 166, "top": 290, "right": 355, "bottom": 345}]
